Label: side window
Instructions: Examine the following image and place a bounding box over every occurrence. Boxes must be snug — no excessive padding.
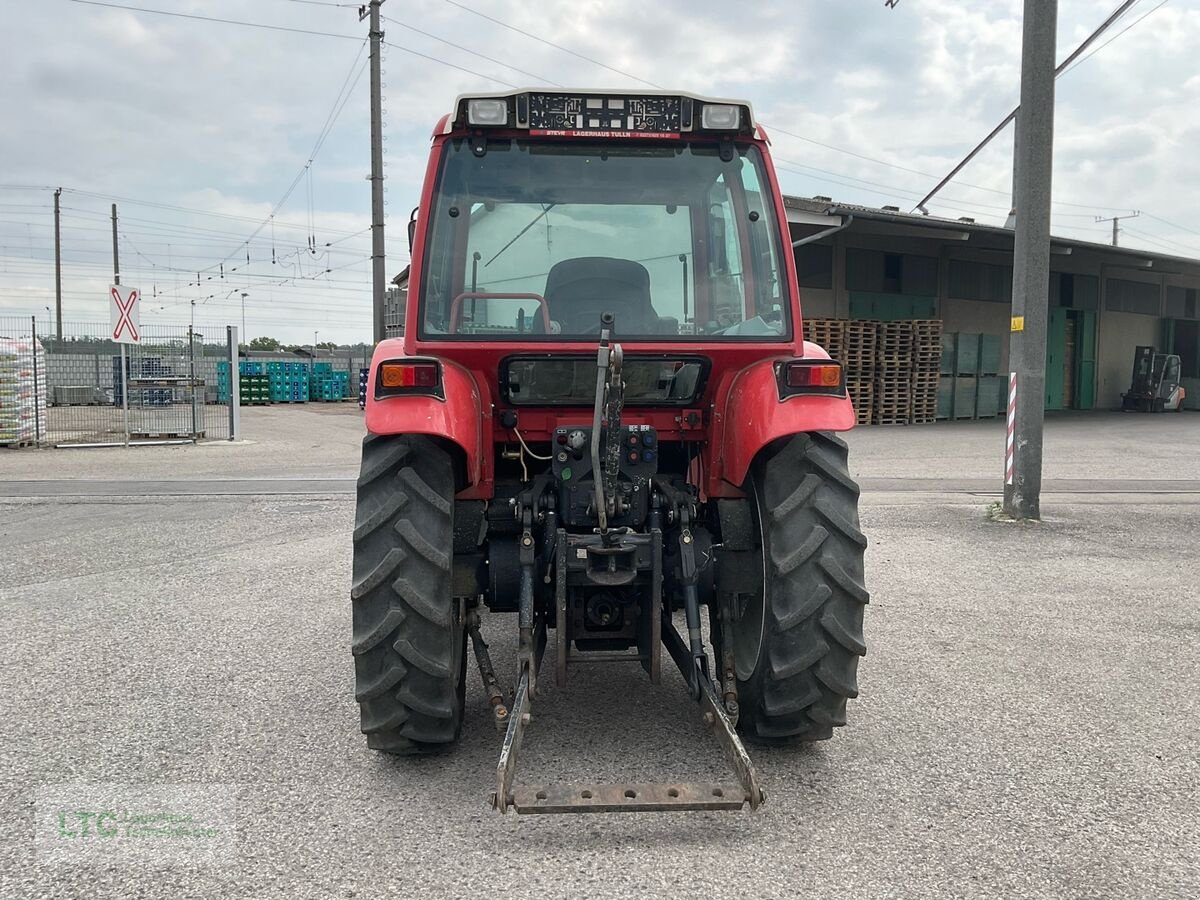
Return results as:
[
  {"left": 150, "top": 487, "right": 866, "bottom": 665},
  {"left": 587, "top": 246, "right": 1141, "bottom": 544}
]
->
[{"left": 739, "top": 161, "right": 784, "bottom": 316}]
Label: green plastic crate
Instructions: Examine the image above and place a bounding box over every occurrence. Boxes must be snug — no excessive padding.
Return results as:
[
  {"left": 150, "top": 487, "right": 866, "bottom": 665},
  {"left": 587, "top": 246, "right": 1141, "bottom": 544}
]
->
[
  {"left": 937, "top": 376, "right": 954, "bottom": 419},
  {"left": 953, "top": 376, "right": 977, "bottom": 418},
  {"left": 979, "top": 335, "right": 1001, "bottom": 376},
  {"left": 954, "top": 333, "right": 981, "bottom": 375},
  {"left": 976, "top": 375, "right": 1004, "bottom": 418}
]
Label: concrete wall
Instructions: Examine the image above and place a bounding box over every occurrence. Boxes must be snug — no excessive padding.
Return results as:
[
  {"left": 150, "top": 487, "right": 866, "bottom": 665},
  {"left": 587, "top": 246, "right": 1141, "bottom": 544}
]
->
[{"left": 1097, "top": 311, "right": 1160, "bottom": 408}]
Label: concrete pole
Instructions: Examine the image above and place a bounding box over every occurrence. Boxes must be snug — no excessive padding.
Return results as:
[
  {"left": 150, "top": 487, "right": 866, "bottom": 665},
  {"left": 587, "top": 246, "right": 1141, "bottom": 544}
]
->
[
  {"left": 366, "top": 0, "right": 387, "bottom": 344},
  {"left": 53, "top": 188, "right": 63, "bottom": 340},
  {"left": 1003, "top": 0, "right": 1058, "bottom": 521}
]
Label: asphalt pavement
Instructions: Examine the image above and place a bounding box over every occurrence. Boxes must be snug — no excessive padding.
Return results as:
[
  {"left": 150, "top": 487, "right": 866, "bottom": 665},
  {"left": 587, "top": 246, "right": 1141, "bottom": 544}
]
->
[{"left": 1, "top": 408, "right": 1197, "bottom": 898}]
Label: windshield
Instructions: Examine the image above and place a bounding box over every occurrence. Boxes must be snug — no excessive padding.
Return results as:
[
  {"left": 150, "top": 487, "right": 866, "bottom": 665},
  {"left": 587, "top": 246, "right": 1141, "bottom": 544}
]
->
[{"left": 418, "top": 140, "right": 790, "bottom": 341}]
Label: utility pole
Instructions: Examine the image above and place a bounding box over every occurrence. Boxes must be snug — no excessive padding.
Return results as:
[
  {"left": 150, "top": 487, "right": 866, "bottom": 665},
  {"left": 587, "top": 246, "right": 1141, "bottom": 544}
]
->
[
  {"left": 1095, "top": 211, "right": 1139, "bottom": 246},
  {"left": 361, "top": 0, "right": 387, "bottom": 344},
  {"left": 53, "top": 188, "right": 63, "bottom": 340},
  {"left": 1004, "top": 0, "right": 1058, "bottom": 521},
  {"left": 240, "top": 291, "right": 249, "bottom": 340}
]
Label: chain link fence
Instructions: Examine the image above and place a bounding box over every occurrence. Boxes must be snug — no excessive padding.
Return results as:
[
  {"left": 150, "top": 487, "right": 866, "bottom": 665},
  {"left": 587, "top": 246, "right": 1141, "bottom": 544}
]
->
[{"left": 0, "top": 316, "right": 235, "bottom": 447}]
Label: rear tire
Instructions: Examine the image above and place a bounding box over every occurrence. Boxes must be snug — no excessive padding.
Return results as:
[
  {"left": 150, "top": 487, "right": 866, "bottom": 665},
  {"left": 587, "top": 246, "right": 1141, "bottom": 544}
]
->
[
  {"left": 728, "top": 432, "right": 869, "bottom": 743},
  {"left": 351, "top": 434, "right": 466, "bottom": 754}
]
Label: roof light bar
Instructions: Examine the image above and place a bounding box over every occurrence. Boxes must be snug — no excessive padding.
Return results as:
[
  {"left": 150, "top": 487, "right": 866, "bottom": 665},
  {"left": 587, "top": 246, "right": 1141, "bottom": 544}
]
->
[{"left": 450, "top": 91, "right": 755, "bottom": 138}]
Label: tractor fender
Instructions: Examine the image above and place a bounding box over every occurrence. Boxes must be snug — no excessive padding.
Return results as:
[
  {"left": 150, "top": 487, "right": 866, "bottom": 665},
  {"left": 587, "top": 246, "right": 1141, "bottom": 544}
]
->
[
  {"left": 711, "top": 342, "right": 856, "bottom": 492},
  {"left": 363, "top": 341, "right": 485, "bottom": 487}
]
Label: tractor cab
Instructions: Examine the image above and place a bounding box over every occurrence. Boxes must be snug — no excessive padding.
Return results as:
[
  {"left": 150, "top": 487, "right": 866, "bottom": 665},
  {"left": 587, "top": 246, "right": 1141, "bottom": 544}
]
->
[{"left": 1122, "top": 345, "right": 1185, "bottom": 412}]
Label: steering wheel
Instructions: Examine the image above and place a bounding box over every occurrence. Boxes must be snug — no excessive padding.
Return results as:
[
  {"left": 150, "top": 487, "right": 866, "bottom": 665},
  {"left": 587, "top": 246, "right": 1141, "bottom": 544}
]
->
[{"left": 449, "top": 291, "right": 551, "bottom": 334}]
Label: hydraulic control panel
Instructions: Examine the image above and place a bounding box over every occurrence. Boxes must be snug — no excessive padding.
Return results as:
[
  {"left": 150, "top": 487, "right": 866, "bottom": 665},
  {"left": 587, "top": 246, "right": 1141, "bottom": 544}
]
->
[{"left": 551, "top": 424, "right": 658, "bottom": 528}]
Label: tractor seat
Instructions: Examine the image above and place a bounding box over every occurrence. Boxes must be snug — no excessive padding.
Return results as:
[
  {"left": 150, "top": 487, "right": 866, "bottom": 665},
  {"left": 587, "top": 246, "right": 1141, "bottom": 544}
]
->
[{"left": 540, "top": 257, "right": 661, "bottom": 335}]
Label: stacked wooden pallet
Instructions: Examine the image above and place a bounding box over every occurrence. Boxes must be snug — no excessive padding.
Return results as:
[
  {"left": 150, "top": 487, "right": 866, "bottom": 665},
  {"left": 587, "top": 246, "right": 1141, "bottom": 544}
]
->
[
  {"left": 909, "top": 319, "right": 943, "bottom": 424},
  {"left": 873, "top": 321, "right": 913, "bottom": 425},
  {"left": 802, "top": 318, "right": 847, "bottom": 365},
  {"left": 844, "top": 320, "right": 877, "bottom": 425},
  {"left": 803, "top": 319, "right": 873, "bottom": 424}
]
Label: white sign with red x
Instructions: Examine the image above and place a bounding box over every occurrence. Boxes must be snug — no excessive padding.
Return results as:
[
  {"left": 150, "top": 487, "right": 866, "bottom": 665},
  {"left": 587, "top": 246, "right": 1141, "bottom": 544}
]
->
[{"left": 109, "top": 284, "right": 141, "bottom": 345}]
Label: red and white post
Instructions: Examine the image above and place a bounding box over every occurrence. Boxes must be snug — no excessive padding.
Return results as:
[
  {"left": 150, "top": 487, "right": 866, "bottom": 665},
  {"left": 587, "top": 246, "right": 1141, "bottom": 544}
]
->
[{"left": 1005, "top": 372, "right": 1018, "bottom": 485}]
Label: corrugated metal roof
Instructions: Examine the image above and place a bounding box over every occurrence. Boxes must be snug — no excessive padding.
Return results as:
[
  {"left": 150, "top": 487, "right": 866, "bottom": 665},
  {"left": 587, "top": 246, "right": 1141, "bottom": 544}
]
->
[{"left": 782, "top": 194, "right": 1200, "bottom": 269}]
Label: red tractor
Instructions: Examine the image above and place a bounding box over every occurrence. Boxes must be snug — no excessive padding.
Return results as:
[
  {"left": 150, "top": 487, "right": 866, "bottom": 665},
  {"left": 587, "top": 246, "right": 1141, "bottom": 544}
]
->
[{"left": 353, "top": 90, "right": 868, "bottom": 814}]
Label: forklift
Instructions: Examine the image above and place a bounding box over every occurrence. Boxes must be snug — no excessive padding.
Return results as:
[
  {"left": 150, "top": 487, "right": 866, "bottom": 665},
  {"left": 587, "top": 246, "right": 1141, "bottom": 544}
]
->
[{"left": 1122, "top": 346, "right": 1186, "bottom": 412}]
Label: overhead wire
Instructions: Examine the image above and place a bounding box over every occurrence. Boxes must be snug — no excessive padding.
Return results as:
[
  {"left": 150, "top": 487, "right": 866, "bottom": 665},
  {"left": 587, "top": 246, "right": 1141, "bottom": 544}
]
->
[
  {"left": 381, "top": 15, "right": 561, "bottom": 86},
  {"left": 439, "top": 0, "right": 662, "bottom": 88},
  {"left": 1060, "top": 0, "right": 1169, "bottom": 77}
]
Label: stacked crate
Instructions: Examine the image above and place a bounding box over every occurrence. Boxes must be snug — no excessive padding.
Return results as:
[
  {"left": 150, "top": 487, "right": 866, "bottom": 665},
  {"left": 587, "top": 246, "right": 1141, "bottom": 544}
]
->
[
  {"left": 976, "top": 335, "right": 1003, "bottom": 418},
  {"left": 240, "top": 374, "right": 269, "bottom": 405},
  {"left": 310, "top": 363, "right": 350, "bottom": 402},
  {"left": 239, "top": 360, "right": 270, "bottom": 405},
  {"left": 908, "top": 320, "right": 942, "bottom": 424},
  {"left": 844, "top": 320, "right": 877, "bottom": 425},
  {"left": 938, "top": 333, "right": 1005, "bottom": 419},
  {"left": 872, "top": 321, "right": 913, "bottom": 425},
  {"left": 358, "top": 368, "right": 369, "bottom": 409},
  {"left": 267, "top": 361, "right": 309, "bottom": 403}
]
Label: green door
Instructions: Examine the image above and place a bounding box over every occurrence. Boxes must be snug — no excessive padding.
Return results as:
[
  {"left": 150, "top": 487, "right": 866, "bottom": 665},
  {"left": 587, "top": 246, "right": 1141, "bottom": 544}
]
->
[
  {"left": 1076, "top": 310, "right": 1096, "bottom": 409},
  {"left": 1045, "top": 307, "right": 1067, "bottom": 410}
]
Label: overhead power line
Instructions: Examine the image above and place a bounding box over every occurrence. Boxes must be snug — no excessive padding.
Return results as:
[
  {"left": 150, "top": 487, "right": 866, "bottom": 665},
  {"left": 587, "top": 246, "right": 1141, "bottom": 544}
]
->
[
  {"left": 439, "top": 0, "right": 663, "bottom": 88},
  {"left": 912, "top": 0, "right": 1163, "bottom": 213},
  {"left": 1060, "top": 0, "right": 1169, "bottom": 76},
  {"left": 67, "top": 0, "right": 363, "bottom": 39},
  {"left": 381, "top": 15, "right": 561, "bottom": 86}
]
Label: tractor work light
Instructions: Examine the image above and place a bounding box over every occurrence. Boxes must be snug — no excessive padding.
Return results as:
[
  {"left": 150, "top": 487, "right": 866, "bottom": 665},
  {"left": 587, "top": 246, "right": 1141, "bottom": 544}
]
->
[
  {"left": 778, "top": 360, "right": 845, "bottom": 398},
  {"left": 376, "top": 360, "right": 444, "bottom": 400},
  {"left": 700, "top": 103, "right": 741, "bottom": 130},
  {"left": 467, "top": 98, "right": 509, "bottom": 126}
]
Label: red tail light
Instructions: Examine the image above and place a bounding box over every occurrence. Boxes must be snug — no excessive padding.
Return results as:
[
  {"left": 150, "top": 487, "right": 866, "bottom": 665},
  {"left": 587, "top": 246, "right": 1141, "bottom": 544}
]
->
[
  {"left": 375, "top": 360, "right": 444, "bottom": 399},
  {"left": 381, "top": 362, "right": 439, "bottom": 388},
  {"left": 786, "top": 362, "right": 841, "bottom": 388},
  {"left": 778, "top": 360, "right": 845, "bottom": 398}
]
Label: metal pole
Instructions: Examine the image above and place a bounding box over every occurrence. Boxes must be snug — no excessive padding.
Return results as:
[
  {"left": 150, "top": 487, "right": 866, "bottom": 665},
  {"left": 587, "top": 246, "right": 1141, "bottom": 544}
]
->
[
  {"left": 113, "top": 204, "right": 130, "bottom": 448},
  {"left": 189, "top": 324, "right": 198, "bottom": 438},
  {"left": 53, "top": 189, "right": 63, "bottom": 341},
  {"left": 228, "top": 325, "right": 241, "bottom": 441},
  {"left": 363, "top": 0, "right": 387, "bottom": 344},
  {"left": 915, "top": 0, "right": 1136, "bottom": 214},
  {"left": 1003, "top": 0, "right": 1058, "bottom": 521},
  {"left": 241, "top": 291, "right": 248, "bottom": 341}
]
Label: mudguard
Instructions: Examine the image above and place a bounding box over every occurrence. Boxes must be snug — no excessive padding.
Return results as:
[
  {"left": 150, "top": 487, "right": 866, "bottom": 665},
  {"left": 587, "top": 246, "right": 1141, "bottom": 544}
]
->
[
  {"left": 710, "top": 341, "right": 856, "bottom": 493},
  {"left": 363, "top": 339, "right": 485, "bottom": 488}
]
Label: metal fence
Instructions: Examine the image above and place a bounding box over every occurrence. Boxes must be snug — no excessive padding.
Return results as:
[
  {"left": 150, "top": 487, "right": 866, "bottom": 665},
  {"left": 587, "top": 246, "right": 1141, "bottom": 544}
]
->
[{"left": 0, "top": 316, "right": 234, "bottom": 447}]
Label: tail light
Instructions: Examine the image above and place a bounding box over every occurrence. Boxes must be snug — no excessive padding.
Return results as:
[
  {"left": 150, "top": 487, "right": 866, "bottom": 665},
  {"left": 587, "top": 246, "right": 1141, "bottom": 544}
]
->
[
  {"left": 778, "top": 360, "right": 845, "bottom": 398},
  {"left": 375, "top": 360, "right": 444, "bottom": 400}
]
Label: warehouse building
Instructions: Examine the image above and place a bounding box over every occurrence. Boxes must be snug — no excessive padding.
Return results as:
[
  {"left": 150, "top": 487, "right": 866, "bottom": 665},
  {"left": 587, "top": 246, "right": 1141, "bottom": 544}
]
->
[{"left": 785, "top": 196, "right": 1200, "bottom": 411}]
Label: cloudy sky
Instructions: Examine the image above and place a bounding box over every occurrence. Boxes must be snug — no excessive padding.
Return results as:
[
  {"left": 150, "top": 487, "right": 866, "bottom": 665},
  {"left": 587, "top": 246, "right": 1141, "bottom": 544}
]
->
[{"left": 1, "top": 0, "right": 1198, "bottom": 344}]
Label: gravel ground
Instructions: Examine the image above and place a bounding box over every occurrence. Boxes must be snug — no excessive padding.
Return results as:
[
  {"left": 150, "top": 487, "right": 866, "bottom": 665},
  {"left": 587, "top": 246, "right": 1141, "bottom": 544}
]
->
[{"left": 1, "top": 409, "right": 1198, "bottom": 898}]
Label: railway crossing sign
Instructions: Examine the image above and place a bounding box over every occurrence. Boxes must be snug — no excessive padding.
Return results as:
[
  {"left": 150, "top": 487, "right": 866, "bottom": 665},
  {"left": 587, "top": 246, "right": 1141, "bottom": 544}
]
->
[{"left": 110, "top": 285, "right": 141, "bottom": 345}]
